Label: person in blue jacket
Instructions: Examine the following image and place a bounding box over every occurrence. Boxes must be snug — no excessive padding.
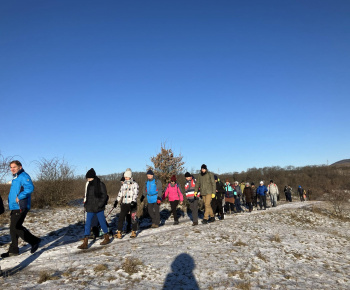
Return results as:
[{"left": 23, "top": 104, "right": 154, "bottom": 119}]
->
[
  {"left": 256, "top": 181, "right": 268, "bottom": 210},
  {"left": 1, "top": 161, "right": 41, "bottom": 258}
]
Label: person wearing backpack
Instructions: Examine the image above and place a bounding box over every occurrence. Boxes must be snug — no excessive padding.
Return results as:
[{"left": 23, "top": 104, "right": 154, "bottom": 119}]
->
[
  {"left": 233, "top": 181, "right": 244, "bottom": 213},
  {"left": 78, "top": 168, "right": 110, "bottom": 249},
  {"left": 113, "top": 168, "right": 139, "bottom": 239},
  {"left": 184, "top": 172, "right": 199, "bottom": 226},
  {"left": 212, "top": 175, "right": 225, "bottom": 220},
  {"left": 298, "top": 185, "right": 304, "bottom": 202},
  {"left": 194, "top": 164, "right": 216, "bottom": 224},
  {"left": 285, "top": 185, "right": 292, "bottom": 202},
  {"left": 256, "top": 181, "right": 268, "bottom": 210},
  {"left": 268, "top": 180, "right": 279, "bottom": 207},
  {"left": 141, "top": 170, "right": 163, "bottom": 228},
  {"left": 163, "top": 175, "right": 183, "bottom": 225}
]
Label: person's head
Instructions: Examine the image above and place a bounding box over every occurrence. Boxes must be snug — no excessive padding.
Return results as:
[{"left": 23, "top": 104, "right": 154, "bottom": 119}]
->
[
  {"left": 245, "top": 182, "right": 250, "bottom": 187},
  {"left": 270, "top": 180, "right": 273, "bottom": 184},
  {"left": 185, "top": 172, "right": 192, "bottom": 181},
  {"left": 201, "top": 164, "right": 207, "bottom": 173},
  {"left": 251, "top": 182, "right": 255, "bottom": 187},
  {"left": 146, "top": 169, "right": 154, "bottom": 180},
  {"left": 225, "top": 178, "right": 230, "bottom": 185},
  {"left": 10, "top": 160, "right": 22, "bottom": 175},
  {"left": 214, "top": 175, "right": 218, "bottom": 182},
  {"left": 170, "top": 175, "right": 176, "bottom": 184},
  {"left": 234, "top": 181, "right": 239, "bottom": 186},
  {"left": 260, "top": 181, "right": 264, "bottom": 185},
  {"left": 124, "top": 168, "right": 132, "bottom": 181},
  {"left": 85, "top": 168, "right": 96, "bottom": 181}
]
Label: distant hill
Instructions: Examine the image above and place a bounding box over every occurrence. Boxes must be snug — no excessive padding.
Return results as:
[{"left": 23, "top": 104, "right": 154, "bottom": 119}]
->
[{"left": 331, "top": 159, "right": 350, "bottom": 167}]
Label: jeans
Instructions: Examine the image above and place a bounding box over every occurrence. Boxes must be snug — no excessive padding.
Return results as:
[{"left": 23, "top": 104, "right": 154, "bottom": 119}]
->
[{"left": 84, "top": 211, "right": 108, "bottom": 236}]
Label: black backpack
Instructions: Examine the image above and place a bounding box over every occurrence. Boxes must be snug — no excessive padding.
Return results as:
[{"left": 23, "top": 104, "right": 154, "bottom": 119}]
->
[{"left": 0, "top": 195, "right": 4, "bottom": 215}]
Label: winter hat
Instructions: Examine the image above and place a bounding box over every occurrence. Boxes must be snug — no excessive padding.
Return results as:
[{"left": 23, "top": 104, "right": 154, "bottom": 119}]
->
[
  {"left": 185, "top": 172, "right": 191, "bottom": 178},
  {"left": 260, "top": 181, "right": 264, "bottom": 185},
  {"left": 201, "top": 164, "right": 207, "bottom": 170},
  {"left": 251, "top": 182, "right": 255, "bottom": 186},
  {"left": 124, "top": 168, "right": 132, "bottom": 178},
  {"left": 85, "top": 168, "right": 96, "bottom": 179},
  {"left": 270, "top": 180, "right": 274, "bottom": 183},
  {"left": 214, "top": 175, "right": 218, "bottom": 181},
  {"left": 147, "top": 169, "right": 154, "bottom": 175},
  {"left": 170, "top": 175, "right": 177, "bottom": 182}
]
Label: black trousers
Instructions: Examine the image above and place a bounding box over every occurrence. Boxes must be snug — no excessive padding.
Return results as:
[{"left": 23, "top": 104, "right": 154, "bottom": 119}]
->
[
  {"left": 211, "top": 198, "right": 223, "bottom": 217},
  {"left": 148, "top": 203, "right": 160, "bottom": 226},
  {"left": 118, "top": 204, "right": 138, "bottom": 232},
  {"left": 170, "top": 200, "right": 179, "bottom": 221},
  {"left": 9, "top": 209, "right": 40, "bottom": 254},
  {"left": 225, "top": 202, "right": 235, "bottom": 213},
  {"left": 258, "top": 195, "right": 267, "bottom": 209}
]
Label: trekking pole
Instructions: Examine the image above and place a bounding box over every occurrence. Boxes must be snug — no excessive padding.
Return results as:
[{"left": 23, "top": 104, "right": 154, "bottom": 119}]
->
[{"left": 106, "top": 207, "right": 115, "bottom": 219}]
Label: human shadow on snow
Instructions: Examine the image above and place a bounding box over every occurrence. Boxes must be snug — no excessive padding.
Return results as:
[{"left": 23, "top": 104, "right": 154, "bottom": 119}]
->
[
  {"left": 162, "top": 253, "right": 199, "bottom": 290},
  {"left": 2, "top": 221, "right": 85, "bottom": 276}
]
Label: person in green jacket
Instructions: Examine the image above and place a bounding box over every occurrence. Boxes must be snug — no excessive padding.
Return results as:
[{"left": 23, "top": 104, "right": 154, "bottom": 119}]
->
[{"left": 194, "top": 164, "right": 216, "bottom": 224}]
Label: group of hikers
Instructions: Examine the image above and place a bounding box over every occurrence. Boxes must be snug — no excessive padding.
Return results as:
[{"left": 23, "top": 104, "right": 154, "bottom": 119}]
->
[{"left": 0, "top": 161, "right": 310, "bottom": 256}]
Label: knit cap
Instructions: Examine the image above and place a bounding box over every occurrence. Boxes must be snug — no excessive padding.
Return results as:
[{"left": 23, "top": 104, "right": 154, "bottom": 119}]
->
[
  {"left": 85, "top": 168, "right": 96, "bottom": 179},
  {"left": 124, "top": 168, "right": 132, "bottom": 178}
]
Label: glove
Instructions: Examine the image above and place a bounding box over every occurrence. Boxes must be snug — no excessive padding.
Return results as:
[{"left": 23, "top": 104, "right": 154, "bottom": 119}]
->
[
  {"left": 212, "top": 194, "right": 215, "bottom": 198},
  {"left": 113, "top": 200, "right": 118, "bottom": 208},
  {"left": 194, "top": 192, "right": 198, "bottom": 197},
  {"left": 130, "top": 201, "right": 137, "bottom": 209},
  {"left": 140, "top": 195, "right": 145, "bottom": 203},
  {"left": 157, "top": 197, "right": 161, "bottom": 204}
]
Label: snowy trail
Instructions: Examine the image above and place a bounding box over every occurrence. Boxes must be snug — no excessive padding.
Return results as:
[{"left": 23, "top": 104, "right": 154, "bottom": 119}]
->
[{"left": 0, "top": 200, "right": 349, "bottom": 289}]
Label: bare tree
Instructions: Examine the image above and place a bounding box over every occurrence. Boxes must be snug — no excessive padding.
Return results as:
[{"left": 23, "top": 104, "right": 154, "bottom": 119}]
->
[
  {"left": 148, "top": 143, "right": 185, "bottom": 188},
  {"left": 0, "top": 152, "right": 12, "bottom": 183}
]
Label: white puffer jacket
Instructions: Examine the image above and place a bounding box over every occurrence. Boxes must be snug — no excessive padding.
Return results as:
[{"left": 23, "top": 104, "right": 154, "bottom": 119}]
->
[{"left": 117, "top": 180, "right": 139, "bottom": 204}]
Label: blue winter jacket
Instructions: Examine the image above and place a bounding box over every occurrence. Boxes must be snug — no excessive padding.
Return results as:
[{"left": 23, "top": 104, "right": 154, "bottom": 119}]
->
[
  {"left": 8, "top": 169, "right": 34, "bottom": 210},
  {"left": 256, "top": 185, "right": 268, "bottom": 196}
]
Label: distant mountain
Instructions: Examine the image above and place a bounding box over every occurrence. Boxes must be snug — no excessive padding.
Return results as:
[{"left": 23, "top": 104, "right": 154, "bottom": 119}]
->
[{"left": 331, "top": 159, "right": 350, "bottom": 167}]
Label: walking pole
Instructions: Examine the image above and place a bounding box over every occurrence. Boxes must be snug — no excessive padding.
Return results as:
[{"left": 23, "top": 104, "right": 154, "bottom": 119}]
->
[{"left": 106, "top": 207, "right": 115, "bottom": 219}]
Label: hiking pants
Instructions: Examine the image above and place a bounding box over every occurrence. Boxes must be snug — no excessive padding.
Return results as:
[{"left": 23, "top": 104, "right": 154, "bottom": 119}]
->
[
  {"left": 189, "top": 199, "right": 199, "bottom": 223},
  {"left": 148, "top": 203, "right": 160, "bottom": 226},
  {"left": 225, "top": 202, "right": 235, "bottom": 213},
  {"left": 211, "top": 198, "right": 223, "bottom": 218},
  {"left": 9, "top": 209, "right": 40, "bottom": 254},
  {"left": 170, "top": 200, "right": 180, "bottom": 222},
  {"left": 118, "top": 204, "right": 138, "bottom": 232},
  {"left": 270, "top": 193, "right": 278, "bottom": 207},
  {"left": 234, "top": 196, "right": 243, "bottom": 212},
  {"left": 85, "top": 211, "right": 108, "bottom": 236},
  {"left": 202, "top": 195, "right": 214, "bottom": 220},
  {"left": 246, "top": 202, "right": 253, "bottom": 212},
  {"left": 258, "top": 195, "right": 267, "bottom": 209}
]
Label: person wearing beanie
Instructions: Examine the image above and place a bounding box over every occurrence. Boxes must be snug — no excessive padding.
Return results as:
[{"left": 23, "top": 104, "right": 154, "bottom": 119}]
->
[
  {"left": 251, "top": 182, "right": 258, "bottom": 208},
  {"left": 233, "top": 181, "right": 244, "bottom": 213},
  {"left": 298, "top": 185, "right": 304, "bottom": 202},
  {"left": 194, "top": 164, "right": 216, "bottom": 224},
  {"left": 78, "top": 168, "right": 110, "bottom": 249},
  {"left": 243, "top": 182, "right": 254, "bottom": 212},
  {"left": 256, "top": 181, "right": 268, "bottom": 210},
  {"left": 114, "top": 168, "right": 139, "bottom": 239},
  {"left": 268, "top": 180, "right": 279, "bottom": 207},
  {"left": 142, "top": 169, "right": 162, "bottom": 228},
  {"left": 163, "top": 175, "right": 183, "bottom": 225},
  {"left": 211, "top": 176, "right": 225, "bottom": 220},
  {"left": 184, "top": 173, "right": 199, "bottom": 225}
]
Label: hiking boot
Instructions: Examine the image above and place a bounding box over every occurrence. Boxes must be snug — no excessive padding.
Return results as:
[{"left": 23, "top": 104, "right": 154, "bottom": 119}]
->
[
  {"left": 114, "top": 231, "right": 122, "bottom": 239},
  {"left": 201, "top": 219, "right": 208, "bottom": 224},
  {"left": 173, "top": 221, "right": 179, "bottom": 225},
  {"left": 192, "top": 222, "right": 198, "bottom": 226},
  {"left": 100, "top": 234, "right": 110, "bottom": 245},
  {"left": 31, "top": 238, "right": 41, "bottom": 254},
  {"left": 1, "top": 252, "right": 19, "bottom": 258},
  {"left": 209, "top": 217, "right": 215, "bottom": 223},
  {"left": 130, "top": 231, "right": 137, "bottom": 238},
  {"left": 77, "top": 237, "right": 88, "bottom": 250},
  {"left": 151, "top": 224, "right": 159, "bottom": 228}
]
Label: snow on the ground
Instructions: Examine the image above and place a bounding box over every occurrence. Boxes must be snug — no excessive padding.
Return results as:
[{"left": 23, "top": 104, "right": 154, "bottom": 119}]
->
[{"left": 0, "top": 200, "right": 349, "bottom": 289}]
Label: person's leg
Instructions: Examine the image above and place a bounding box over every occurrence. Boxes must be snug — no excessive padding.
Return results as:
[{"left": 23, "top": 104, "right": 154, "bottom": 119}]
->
[
  {"left": 191, "top": 200, "right": 198, "bottom": 223},
  {"left": 170, "top": 200, "right": 179, "bottom": 221},
  {"left": 9, "top": 210, "right": 23, "bottom": 254},
  {"left": 154, "top": 203, "right": 160, "bottom": 225},
  {"left": 84, "top": 212, "right": 94, "bottom": 236},
  {"left": 263, "top": 195, "right": 267, "bottom": 209},
  {"left": 118, "top": 204, "right": 128, "bottom": 231},
  {"left": 147, "top": 203, "right": 156, "bottom": 225},
  {"left": 217, "top": 198, "right": 224, "bottom": 219},
  {"left": 131, "top": 210, "right": 138, "bottom": 231},
  {"left": 96, "top": 211, "right": 108, "bottom": 234},
  {"left": 126, "top": 213, "right": 131, "bottom": 232}
]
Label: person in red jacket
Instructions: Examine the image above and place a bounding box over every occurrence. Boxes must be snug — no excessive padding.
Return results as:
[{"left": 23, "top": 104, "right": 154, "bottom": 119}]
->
[{"left": 164, "top": 175, "right": 183, "bottom": 225}]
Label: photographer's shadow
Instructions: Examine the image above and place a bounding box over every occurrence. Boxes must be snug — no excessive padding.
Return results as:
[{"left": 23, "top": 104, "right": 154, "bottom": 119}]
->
[{"left": 163, "top": 253, "right": 199, "bottom": 290}]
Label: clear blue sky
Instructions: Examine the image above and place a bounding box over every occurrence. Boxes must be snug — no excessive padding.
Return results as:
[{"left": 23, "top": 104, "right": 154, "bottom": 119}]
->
[{"left": 1, "top": 0, "right": 349, "bottom": 179}]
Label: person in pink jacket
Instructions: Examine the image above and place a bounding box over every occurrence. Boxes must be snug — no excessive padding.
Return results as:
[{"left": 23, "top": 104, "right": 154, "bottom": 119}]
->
[{"left": 163, "top": 175, "right": 183, "bottom": 225}]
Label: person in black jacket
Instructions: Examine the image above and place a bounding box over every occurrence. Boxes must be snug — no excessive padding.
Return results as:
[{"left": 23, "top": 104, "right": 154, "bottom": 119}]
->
[
  {"left": 211, "top": 175, "right": 225, "bottom": 220},
  {"left": 78, "top": 168, "right": 110, "bottom": 249}
]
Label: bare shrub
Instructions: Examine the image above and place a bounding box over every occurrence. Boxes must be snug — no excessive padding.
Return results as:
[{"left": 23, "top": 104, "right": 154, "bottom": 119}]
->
[
  {"left": 37, "top": 270, "right": 59, "bottom": 283},
  {"left": 270, "top": 234, "right": 281, "bottom": 243},
  {"left": 94, "top": 264, "right": 108, "bottom": 272},
  {"left": 0, "top": 152, "right": 12, "bottom": 183},
  {"left": 329, "top": 189, "right": 350, "bottom": 217},
  {"left": 33, "top": 158, "right": 75, "bottom": 208}
]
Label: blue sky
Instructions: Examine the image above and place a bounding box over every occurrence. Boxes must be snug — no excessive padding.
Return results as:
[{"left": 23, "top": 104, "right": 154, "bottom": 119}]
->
[{"left": 1, "top": 0, "right": 349, "bottom": 179}]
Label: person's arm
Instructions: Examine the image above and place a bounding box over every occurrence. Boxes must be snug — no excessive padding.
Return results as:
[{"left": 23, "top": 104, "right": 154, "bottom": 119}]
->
[
  {"left": 17, "top": 175, "right": 34, "bottom": 200},
  {"left": 157, "top": 180, "right": 163, "bottom": 198},
  {"left": 177, "top": 185, "right": 184, "bottom": 202}
]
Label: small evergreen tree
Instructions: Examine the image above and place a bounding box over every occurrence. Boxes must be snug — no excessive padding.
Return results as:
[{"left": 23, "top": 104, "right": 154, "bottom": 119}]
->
[{"left": 148, "top": 143, "right": 185, "bottom": 188}]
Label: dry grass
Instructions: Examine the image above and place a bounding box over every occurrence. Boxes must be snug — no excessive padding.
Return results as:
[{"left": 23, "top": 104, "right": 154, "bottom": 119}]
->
[
  {"left": 94, "top": 264, "right": 108, "bottom": 272},
  {"left": 236, "top": 280, "right": 251, "bottom": 290},
  {"left": 256, "top": 250, "right": 267, "bottom": 262},
  {"left": 37, "top": 271, "right": 59, "bottom": 284},
  {"left": 233, "top": 240, "right": 247, "bottom": 247},
  {"left": 270, "top": 234, "right": 281, "bottom": 243},
  {"left": 121, "top": 257, "right": 144, "bottom": 275}
]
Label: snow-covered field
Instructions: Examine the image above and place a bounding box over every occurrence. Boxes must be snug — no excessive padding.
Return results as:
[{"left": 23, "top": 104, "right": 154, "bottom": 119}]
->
[{"left": 0, "top": 200, "right": 349, "bottom": 289}]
